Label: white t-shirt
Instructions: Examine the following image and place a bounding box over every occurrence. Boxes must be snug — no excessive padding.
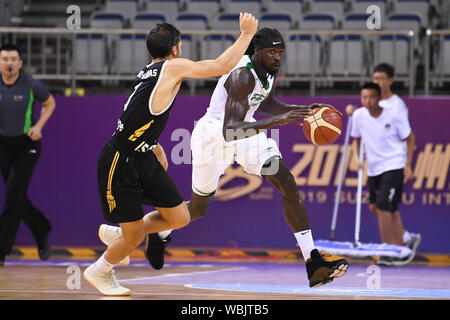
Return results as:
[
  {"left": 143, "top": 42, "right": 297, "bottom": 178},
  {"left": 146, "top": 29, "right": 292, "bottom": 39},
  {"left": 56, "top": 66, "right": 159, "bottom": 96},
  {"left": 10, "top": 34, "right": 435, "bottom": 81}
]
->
[
  {"left": 350, "top": 106, "right": 411, "bottom": 177},
  {"left": 205, "top": 55, "right": 275, "bottom": 123},
  {"left": 379, "top": 94, "right": 409, "bottom": 116},
  {"left": 379, "top": 94, "right": 409, "bottom": 153}
]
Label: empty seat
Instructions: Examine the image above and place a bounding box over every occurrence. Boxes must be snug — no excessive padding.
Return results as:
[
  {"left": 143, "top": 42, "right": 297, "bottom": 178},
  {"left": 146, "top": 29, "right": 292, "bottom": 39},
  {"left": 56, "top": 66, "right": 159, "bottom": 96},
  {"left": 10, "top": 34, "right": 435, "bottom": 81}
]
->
[
  {"left": 116, "top": 34, "right": 149, "bottom": 74},
  {"left": 438, "top": 35, "right": 450, "bottom": 75},
  {"left": 90, "top": 12, "right": 125, "bottom": 28},
  {"left": 329, "top": 35, "right": 366, "bottom": 76},
  {"left": 385, "top": 13, "right": 422, "bottom": 37},
  {"left": 223, "top": 0, "right": 262, "bottom": 15},
  {"left": 132, "top": 12, "right": 166, "bottom": 29},
  {"left": 185, "top": 0, "right": 221, "bottom": 19},
  {"left": 146, "top": 0, "right": 180, "bottom": 23},
  {"left": 393, "top": 0, "right": 430, "bottom": 26},
  {"left": 299, "top": 13, "right": 336, "bottom": 30},
  {"left": 374, "top": 35, "right": 411, "bottom": 75},
  {"left": 264, "top": 0, "right": 304, "bottom": 16},
  {"left": 286, "top": 35, "right": 322, "bottom": 75},
  {"left": 73, "top": 34, "right": 107, "bottom": 74},
  {"left": 308, "top": 0, "right": 346, "bottom": 23},
  {"left": 260, "top": 13, "right": 294, "bottom": 30},
  {"left": 175, "top": 13, "right": 209, "bottom": 29},
  {"left": 105, "top": 0, "right": 138, "bottom": 22},
  {"left": 342, "top": 13, "right": 371, "bottom": 30},
  {"left": 201, "top": 34, "right": 236, "bottom": 59},
  {"left": 211, "top": 13, "right": 241, "bottom": 30}
]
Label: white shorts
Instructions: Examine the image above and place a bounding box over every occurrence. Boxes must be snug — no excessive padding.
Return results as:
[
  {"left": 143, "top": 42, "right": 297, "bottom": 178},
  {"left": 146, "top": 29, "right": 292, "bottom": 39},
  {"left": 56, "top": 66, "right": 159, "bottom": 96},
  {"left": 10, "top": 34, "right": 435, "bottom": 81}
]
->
[{"left": 191, "top": 115, "right": 282, "bottom": 196}]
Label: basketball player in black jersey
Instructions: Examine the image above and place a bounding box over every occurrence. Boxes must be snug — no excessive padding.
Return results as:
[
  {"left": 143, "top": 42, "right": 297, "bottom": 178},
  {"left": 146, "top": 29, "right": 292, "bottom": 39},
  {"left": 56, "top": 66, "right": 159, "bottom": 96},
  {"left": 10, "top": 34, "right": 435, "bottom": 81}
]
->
[{"left": 83, "top": 13, "right": 258, "bottom": 296}]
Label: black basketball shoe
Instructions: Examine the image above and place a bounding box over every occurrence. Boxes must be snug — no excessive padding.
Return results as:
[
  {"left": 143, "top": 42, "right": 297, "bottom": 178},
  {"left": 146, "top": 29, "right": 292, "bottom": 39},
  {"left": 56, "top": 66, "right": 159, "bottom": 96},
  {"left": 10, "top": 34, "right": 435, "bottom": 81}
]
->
[
  {"left": 306, "top": 249, "right": 349, "bottom": 288},
  {"left": 145, "top": 233, "right": 171, "bottom": 270}
]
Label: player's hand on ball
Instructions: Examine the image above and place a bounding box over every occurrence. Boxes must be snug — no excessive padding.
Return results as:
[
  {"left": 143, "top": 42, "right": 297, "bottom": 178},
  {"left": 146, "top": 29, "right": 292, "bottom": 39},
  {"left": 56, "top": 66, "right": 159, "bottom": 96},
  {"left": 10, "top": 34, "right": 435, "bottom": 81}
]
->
[
  {"left": 308, "top": 103, "right": 343, "bottom": 116},
  {"left": 274, "top": 109, "right": 311, "bottom": 126}
]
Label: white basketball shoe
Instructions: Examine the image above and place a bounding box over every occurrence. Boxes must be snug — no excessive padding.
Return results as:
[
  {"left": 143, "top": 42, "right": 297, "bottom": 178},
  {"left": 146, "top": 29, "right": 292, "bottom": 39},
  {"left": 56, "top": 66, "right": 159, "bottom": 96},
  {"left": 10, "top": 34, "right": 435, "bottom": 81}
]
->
[
  {"left": 83, "top": 263, "right": 131, "bottom": 296},
  {"left": 98, "top": 224, "right": 130, "bottom": 266}
]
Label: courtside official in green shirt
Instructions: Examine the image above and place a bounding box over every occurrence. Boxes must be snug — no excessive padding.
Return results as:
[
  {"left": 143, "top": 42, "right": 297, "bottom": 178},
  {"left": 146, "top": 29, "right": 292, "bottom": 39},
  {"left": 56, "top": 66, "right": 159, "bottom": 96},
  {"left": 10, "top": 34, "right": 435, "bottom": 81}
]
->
[{"left": 0, "top": 44, "right": 56, "bottom": 266}]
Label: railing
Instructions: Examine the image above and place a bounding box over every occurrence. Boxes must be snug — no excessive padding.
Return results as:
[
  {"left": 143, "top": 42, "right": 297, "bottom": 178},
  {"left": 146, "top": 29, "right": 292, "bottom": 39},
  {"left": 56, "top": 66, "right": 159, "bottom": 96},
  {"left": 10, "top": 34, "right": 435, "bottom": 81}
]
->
[
  {"left": 424, "top": 29, "right": 450, "bottom": 96},
  {"left": 0, "top": 27, "right": 424, "bottom": 96}
]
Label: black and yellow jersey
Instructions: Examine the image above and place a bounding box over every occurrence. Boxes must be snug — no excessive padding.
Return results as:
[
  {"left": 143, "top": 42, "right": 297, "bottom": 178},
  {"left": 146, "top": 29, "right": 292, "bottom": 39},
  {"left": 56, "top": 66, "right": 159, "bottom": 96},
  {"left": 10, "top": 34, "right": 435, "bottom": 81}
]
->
[{"left": 111, "top": 60, "right": 178, "bottom": 153}]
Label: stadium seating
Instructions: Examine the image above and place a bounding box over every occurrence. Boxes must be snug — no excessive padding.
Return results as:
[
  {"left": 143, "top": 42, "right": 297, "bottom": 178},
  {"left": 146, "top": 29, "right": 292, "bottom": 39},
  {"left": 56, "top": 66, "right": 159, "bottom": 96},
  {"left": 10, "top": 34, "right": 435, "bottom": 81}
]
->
[
  {"left": 201, "top": 34, "right": 236, "bottom": 59},
  {"left": 373, "top": 35, "right": 411, "bottom": 75},
  {"left": 222, "top": 0, "right": 262, "bottom": 16},
  {"left": 105, "top": 0, "right": 138, "bottom": 22},
  {"left": 285, "top": 35, "right": 322, "bottom": 76},
  {"left": 211, "top": 13, "right": 242, "bottom": 30},
  {"left": 299, "top": 13, "right": 336, "bottom": 30},
  {"left": 392, "top": 0, "right": 430, "bottom": 26},
  {"left": 259, "top": 13, "right": 294, "bottom": 30},
  {"left": 73, "top": 34, "right": 108, "bottom": 74},
  {"left": 146, "top": 0, "right": 180, "bottom": 23},
  {"left": 264, "top": 0, "right": 304, "bottom": 17},
  {"left": 308, "top": 0, "right": 346, "bottom": 24},
  {"left": 185, "top": 0, "right": 222, "bottom": 19}
]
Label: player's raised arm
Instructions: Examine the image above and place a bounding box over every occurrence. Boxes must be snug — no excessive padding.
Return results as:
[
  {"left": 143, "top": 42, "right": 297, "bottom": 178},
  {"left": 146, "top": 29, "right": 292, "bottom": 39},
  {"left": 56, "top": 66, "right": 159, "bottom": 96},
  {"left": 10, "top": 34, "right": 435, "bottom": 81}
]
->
[{"left": 167, "top": 13, "right": 258, "bottom": 79}]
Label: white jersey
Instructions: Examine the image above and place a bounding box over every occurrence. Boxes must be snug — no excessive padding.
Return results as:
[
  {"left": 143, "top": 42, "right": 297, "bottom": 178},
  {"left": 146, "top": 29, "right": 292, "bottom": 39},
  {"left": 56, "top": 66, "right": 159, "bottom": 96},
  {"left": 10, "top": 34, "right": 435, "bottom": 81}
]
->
[
  {"left": 205, "top": 55, "right": 275, "bottom": 123},
  {"left": 350, "top": 106, "right": 411, "bottom": 177}
]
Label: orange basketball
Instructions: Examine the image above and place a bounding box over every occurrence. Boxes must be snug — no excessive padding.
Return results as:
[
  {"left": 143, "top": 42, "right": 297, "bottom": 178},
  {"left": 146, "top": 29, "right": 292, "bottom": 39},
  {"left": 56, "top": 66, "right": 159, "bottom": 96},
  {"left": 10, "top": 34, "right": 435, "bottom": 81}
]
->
[{"left": 303, "top": 106, "right": 342, "bottom": 145}]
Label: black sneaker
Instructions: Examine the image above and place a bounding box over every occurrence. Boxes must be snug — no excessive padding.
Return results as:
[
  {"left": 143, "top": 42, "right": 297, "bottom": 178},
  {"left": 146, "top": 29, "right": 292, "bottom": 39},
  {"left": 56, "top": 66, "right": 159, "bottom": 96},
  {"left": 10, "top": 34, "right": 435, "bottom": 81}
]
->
[
  {"left": 144, "top": 233, "right": 171, "bottom": 270},
  {"left": 37, "top": 232, "right": 51, "bottom": 261},
  {"left": 306, "top": 249, "right": 349, "bottom": 288}
]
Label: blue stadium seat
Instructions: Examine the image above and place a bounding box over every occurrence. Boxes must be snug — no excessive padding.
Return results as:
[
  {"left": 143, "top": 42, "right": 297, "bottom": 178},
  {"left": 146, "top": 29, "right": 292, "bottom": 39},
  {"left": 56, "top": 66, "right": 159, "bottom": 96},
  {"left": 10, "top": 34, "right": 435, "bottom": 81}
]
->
[
  {"left": 349, "top": 0, "right": 387, "bottom": 16},
  {"left": 264, "top": 0, "right": 304, "bottom": 17},
  {"left": 185, "top": 0, "right": 221, "bottom": 19},
  {"left": 374, "top": 35, "right": 411, "bottom": 75},
  {"left": 223, "top": 0, "right": 262, "bottom": 16},
  {"left": 73, "top": 34, "right": 107, "bottom": 74},
  {"left": 175, "top": 13, "right": 209, "bottom": 29},
  {"left": 105, "top": 0, "right": 138, "bottom": 22},
  {"left": 329, "top": 35, "right": 367, "bottom": 76},
  {"left": 117, "top": 34, "right": 149, "bottom": 74},
  {"left": 286, "top": 35, "right": 322, "bottom": 76},
  {"left": 201, "top": 34, "right": 236, "bottom": 59},
  {"left": 260, "top": 13, "right": 294, "bottom": 30},
  {"left": 299, "top": 13, "right": 336, "bottom": 30},
  {"left": 146, "top": 0, "right": 180, "bottom": 23},
  {"left": 132, "top": 12, "right": 166, "bottom": 29},
  {"left": 211, "top": 13, "right": 241, "bottom": 30},
  {"left": 393, "top": 0, "right": 430, "bottom": 26},
  {"left": 308, "top": 0, "right": 346, "bottom": 23}
]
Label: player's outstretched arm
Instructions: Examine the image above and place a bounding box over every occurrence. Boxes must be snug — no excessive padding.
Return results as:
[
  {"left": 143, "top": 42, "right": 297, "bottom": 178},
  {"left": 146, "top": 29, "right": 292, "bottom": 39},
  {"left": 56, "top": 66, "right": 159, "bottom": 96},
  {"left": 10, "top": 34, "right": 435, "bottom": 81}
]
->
[{"left": 167, "top": 13, "right": 258, "bottom": 80}]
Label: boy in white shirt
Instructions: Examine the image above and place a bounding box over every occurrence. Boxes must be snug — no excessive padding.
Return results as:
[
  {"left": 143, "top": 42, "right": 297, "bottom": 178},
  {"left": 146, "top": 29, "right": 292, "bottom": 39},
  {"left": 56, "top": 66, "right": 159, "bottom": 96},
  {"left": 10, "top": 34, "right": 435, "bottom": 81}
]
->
[{"left": 349, "top": 82, "right": 420, "bottom": 266}]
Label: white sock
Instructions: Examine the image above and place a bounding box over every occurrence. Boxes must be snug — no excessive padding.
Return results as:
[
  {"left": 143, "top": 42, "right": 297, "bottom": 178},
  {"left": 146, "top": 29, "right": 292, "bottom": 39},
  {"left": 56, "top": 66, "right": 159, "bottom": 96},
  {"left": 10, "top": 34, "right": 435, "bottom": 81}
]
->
[
  {"left": 402, "top": 231, "right": 412, "bottom": 244},
  {"left": 95, "top": 253, "right": 115, "bottom": 273},
  {"left": 158, "top": 229, "right": 173, "bottom": 240},
  {"left": 294, "top": 229, "right": 315, "bottom": 261}
]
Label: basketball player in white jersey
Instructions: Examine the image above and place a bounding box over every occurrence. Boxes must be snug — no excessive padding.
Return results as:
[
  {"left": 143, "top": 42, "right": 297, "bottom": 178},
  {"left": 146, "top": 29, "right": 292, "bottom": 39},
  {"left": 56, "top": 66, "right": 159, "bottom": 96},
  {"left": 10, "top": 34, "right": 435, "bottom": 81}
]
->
[
  {"left": 346, "top": 63, "right": 421, "bottom": 266},
  {"left": 145, "top": 28, "right": 349, "bottom": 288}
]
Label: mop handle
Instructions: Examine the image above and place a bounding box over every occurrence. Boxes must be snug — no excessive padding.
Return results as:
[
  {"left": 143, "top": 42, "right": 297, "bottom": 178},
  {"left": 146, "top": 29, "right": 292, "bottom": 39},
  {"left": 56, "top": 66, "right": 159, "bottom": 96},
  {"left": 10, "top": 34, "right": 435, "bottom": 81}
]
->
[
  {"left": 330, "top": 114, "right": 353, "bottom": 240},
  {"left": 354, "top": 139, "right": 364, "bottom": 247}
]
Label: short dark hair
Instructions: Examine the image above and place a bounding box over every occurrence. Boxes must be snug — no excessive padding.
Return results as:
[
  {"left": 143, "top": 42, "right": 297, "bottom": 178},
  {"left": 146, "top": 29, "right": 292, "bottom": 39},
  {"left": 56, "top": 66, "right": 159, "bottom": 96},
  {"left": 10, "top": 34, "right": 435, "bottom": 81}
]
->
[
  {"left": 373, "top": 63, "right": 395, "bottom": 78},
  {"left": 0, "top": 44, "right": 21, "bottom": 58},
  {"left": 361, "top": 82, "right": 381, "bottom": 96},
  {"left": 146, "top": 23, "right": 181, "bottom": 59},
  {"left": 245, "top": 28, "right": 285, "bottom": 56}
]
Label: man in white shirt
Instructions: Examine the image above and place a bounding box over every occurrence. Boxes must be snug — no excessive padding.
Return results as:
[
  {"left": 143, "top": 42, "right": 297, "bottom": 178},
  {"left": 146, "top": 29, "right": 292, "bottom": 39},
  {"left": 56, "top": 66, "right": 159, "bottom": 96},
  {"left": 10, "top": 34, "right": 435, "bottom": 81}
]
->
[{"left": 349, "top": 82, "right": 419, "bottom": 266}]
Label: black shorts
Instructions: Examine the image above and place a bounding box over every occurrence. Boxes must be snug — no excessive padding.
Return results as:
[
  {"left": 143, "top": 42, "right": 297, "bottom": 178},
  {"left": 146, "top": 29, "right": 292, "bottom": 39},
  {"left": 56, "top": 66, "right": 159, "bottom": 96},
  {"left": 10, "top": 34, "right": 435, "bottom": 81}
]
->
[
  {"left": 97, "top": 142, "right": 184, "bottom": 224},
  {"left": 368, "top": 169, "right": 404, "bottom": 213}
]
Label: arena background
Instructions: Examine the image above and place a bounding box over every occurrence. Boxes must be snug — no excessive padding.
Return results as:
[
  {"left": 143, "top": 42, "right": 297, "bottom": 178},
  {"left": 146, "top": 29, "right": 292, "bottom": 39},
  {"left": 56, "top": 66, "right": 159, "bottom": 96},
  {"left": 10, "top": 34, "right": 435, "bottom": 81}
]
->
[{"left": 1, "top": 0, "right": 449, "bottom": 255}]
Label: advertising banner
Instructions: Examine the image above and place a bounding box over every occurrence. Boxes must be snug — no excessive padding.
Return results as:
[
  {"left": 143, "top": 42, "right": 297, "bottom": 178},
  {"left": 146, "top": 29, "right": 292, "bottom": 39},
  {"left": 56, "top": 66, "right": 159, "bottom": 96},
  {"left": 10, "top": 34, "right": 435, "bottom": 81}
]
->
[{"left": 6, "top": 95, "right": 449, "bottom": 253}]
